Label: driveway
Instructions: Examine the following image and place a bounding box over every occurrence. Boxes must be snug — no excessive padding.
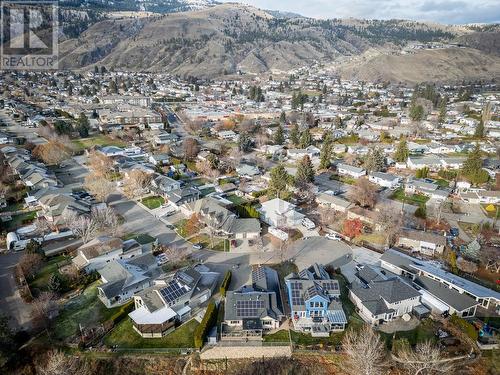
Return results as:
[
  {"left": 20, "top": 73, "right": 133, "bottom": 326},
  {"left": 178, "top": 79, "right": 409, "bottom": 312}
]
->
[{"left": 0, "top": 251, "right": 33, "bottom": 331}]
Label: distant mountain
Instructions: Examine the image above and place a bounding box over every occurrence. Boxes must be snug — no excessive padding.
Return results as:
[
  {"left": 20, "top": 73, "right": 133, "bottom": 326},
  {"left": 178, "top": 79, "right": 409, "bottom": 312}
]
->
[
  {"left": 34, "top": 3, "right": 500, "bottom": 82},
  {"left": 59, "top": 0, "right": 218, "bottom": 13}
]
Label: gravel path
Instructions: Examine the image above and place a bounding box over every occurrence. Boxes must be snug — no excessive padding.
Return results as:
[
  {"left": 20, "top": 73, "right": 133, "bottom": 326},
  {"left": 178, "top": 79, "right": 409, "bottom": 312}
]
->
[{"left": 200, "top": 346, "right": 292, "bottom": 360}]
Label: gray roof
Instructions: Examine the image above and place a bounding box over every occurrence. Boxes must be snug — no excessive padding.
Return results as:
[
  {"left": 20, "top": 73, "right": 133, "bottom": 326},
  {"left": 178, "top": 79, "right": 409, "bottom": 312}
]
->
[
  {"left": 224, "top": 290, "right": 283, "bottom": 322},
  {"left": 289, "top": 237, "right": 353, "bottom": 268},
  {"left": 414, "top": 276, "right": 479, "bottom": 312},
  {"left": 350, "top": 277, "right": 420, "bottom": 316},
  {"left": 338, "top": 163, "right": 365, "bottom": 174},
  {"left": 369, "top": 172, "right": 399, "bottom": 182},
  {"left": 399, "top": 229, "right": 446, "bottom": 246}
]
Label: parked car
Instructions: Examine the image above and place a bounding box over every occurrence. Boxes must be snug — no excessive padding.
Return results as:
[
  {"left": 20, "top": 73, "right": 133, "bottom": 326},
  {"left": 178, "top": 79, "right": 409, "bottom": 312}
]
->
[
  {"left": 192, "top": 243, "right": 203, "bottom": 250},
  {"left": 301, "top": 218, "right": 316, "bottom": 230},
  {"left": 325, "top": 233, "right": 342, "bottom": 241}
]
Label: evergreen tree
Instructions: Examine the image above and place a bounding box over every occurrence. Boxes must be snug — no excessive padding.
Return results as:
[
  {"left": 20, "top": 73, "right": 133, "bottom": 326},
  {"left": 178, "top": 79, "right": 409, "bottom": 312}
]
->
[
  {"left": 319, "top": 133, "right": 333, "bottom": 170},
  {"left": 438, "top": 97, "right": 447, "bottom": 124},
  {"left": 474, "top": 119, "right": 485, "bottom": 138},
  {"left": 409, "top": 103, "right": 424, "bottom": 121},
  {"left": 279, "top": 111, "right": 286, "bottom": 124},
  {"left": 238, "top": 132, "right": 253, "bottom": 152},
  {"left": 299, "top": 128, "right": 312, "bottom": 148},
  {"left": 394, "top": 139, "right": 409, "bottom": 163},
  {"left": 364, "top": 147, "right": 385, "bottom": 172},
  {"left": 461, "top": 143, "right": 489, "bottom": 185},
  {"left": 274, "top": 125, "right": 285, "bottom": 145},
  {"left": 290, "top": 123, "right": 300, "bottom": 146},
  {"left": 268, "top": 164, "right": 290, "bottom": 199},
  {"left": 76, "top": 112, "right": 90, "bottom": 138},
  {"left": 296, "top": 155, "right": 315, "bottom": 186}
]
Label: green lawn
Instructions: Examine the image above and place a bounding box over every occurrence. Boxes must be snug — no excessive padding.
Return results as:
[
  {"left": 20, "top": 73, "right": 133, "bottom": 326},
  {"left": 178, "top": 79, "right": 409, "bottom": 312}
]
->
[
  {"left": 104, "top": 318, "right": 199, "bottom": 349},
  {"left": 390, "top": 188, "right": 429, "bottom": 206},
  {"left": 0, "top": 202, "right": 23, "bottom": 213},
  {"left": 4, "top": 210, "right": 38, "bottom": 231},
  {"left": 29, "top": 255, "right": 70, "bottom": 293},
  {"left": 72, "top": 135, "right": 126, "bottom": 152},
  {"left": 122, "top": 233, "right": 156, "bottom": 245},
  {"left": 212, "top": 239, "right": 230, "bottom": 252},
  {"left": 329, "top": 174, "right": 356, "bottom": 185},
  {"left": 199, "top": 187, "right": 216, "bottom": 196},
  {"left": 141, "top": 196, "right": 165, "bottom": 210},
  {"left": 379, "top": 318, "right": 437, "bottom": 349},
  {"left": 226, "top": 194, "right": 247, "bottom": 205},
  {"left": 263, "top": 329, "right": 290, "bottom": 343},
  {"left": 434, "top": 179, "right": 450, "bottom": 188},
  {"left": 53, "top": 282, "right": 128, "bottom": 341},
  {"left": 174, "top": 219, "right": 188, "bottom": 237}
]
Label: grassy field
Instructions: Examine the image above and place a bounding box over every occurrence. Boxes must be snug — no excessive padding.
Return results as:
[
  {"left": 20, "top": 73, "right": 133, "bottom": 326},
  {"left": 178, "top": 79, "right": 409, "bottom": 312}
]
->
[
  {"left": 226, "top": 194, "right": 247, "bottom": 205},
  {"left": 72, "top": 135, "right": 126, "bottom": 152},
  {"left": 104, "top": 318, "right": 199, "bottom": 349},
  {"left": 4, "top": 210, "right": 38, "bottom": 231},
  {"left": 29, "top": 255, "right": 70, "bottom": 293},
  {"left": 53, "top": 282, "right": 127, "bottom": 341},
  {"left": 390, "top": 188, "right": 429, "bottom": 206},
  {"left": 141, "top": 196, "right": 165, "bottom": 210}
]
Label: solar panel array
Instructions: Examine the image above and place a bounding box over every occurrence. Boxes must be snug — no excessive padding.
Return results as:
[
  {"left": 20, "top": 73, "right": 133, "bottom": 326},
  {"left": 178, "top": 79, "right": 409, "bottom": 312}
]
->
[
  {"left": 252, "top": 267, "right": 265, "bottom": 282},
  {"left": 159, "top": 281, "right": 189, "bottom": 303},
  {"left": 290, "top": 282, "right": 305, "bottom": 306},
  {"left": 235, "top": 300, "right": 264, "bottom": 317},
  {"left": 321, "top": 281, "right": 339, "bottom": 292}
]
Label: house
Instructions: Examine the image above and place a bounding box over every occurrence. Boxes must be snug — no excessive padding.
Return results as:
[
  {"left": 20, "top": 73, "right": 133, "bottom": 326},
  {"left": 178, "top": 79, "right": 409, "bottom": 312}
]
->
[
  {"left": 257, "top": 198, "right": 305, "bottom": 227},
  {"left": 151, "top": 173, "right": 181, "bottom": 196},
  {"left": 397, "top": 229, "right": 446, "bottom": 256},
  {"left": 153, "top": 132, "right": 179, "bottom": 145},
  {"left": 380, "top": 249, "right": 500, "bottom": 310},
  {"left": 98, "top": 146, "right": 124, "bottom": 157},
  {"left": 368, "top": 172, "right": 401, "bottom": 189},
  {"left": 148, "top": 154, "right": 171, "bottom": 166},
  {"left": 72, "top": 237, "right": 142, "bottom": 272},
  {"left": 185, "top": 197, "right": 260, "bottom": 240},
  {"left": 217, "top": 130, "right": 238, "bottom": 141},
  {"left": 236, "top": 164, "right": 260, "bottom": 178},
  {"left": 337, "top": 163, "right": 366, "bottom": 178},
  {"left": 287, "top": 145, "right": 320, "bottom": 161},
  {"left": 316, "top": 193, "right": 352, "bottom": 212},
  {"left": 221, "top": 266, "right": 284, "bottom": 341},
  {"left": 96, "top": 253, "right": 162, "bottom": 308},
  {"left": 38, "top": 193, "right": 92, "bottom": 225},
  {"left": 165, "top": 187, "right": 200, "bottom": 208},
  {"left": 285, "top": 264, "right": 347, "bottom": 336},
  {"left": 129, "top": 265, "right": 219, "bottom": 338},
  {"left": 459, "top": 190, "right": 500, "bottom": 205},
  {"left": 349, "top": 267, "right": 421, "bottom": 325},
  {"left": 405, "top": 178, "right": 450, "bottom": 200}
]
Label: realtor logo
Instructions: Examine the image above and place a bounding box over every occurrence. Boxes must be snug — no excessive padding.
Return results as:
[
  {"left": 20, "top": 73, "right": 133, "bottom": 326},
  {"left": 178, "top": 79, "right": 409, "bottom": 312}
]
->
[{"left": 1, "top": 1, "right": 58, "bottom": 70}]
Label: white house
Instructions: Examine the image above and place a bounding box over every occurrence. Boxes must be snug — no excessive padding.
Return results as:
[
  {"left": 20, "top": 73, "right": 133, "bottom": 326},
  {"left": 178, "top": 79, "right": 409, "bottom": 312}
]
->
[
  {"left": 368, "top": 172, "right": 401, "bottom": 189},
  {"left": 337, "top": 163, "right": 366, "bottom": 178},
  {"left": 218, "top": 130, "right": 238, "bottom": 141},
  {"left": 257, "top": 198, "right": 305, "bottom": 227}
]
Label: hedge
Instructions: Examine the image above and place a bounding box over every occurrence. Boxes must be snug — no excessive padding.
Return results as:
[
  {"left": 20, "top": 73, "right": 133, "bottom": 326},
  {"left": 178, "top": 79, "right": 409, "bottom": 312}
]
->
[
  {"left": 220, "top": 271, "right": 232, "bottom": 297},
  {"left": 194, "top": 300, "right": 218, "bottom": 349},
  {"left": 449, "top": 314, "right": 478, "bottom": 341}
]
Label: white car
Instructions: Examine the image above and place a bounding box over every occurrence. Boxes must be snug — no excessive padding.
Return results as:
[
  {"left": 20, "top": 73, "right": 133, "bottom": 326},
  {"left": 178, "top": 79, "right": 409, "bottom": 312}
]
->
[
  {"left": 325, "top": 233, "right": 342, "bottom": 241},
  {"left": 301, "top": 218, "right": 316, "bottom": 230}
]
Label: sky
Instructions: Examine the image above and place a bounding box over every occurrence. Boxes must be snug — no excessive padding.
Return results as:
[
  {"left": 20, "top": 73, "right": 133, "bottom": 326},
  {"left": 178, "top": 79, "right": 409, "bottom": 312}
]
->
[{"left": 220, "top": 0, "right": 500, "bottom": 24}]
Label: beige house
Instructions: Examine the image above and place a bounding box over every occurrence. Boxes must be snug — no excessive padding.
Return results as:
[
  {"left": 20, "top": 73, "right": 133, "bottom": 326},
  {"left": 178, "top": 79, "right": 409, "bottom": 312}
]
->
[{"left": 397, "top": 229, "right": 446, "bottom": 257}]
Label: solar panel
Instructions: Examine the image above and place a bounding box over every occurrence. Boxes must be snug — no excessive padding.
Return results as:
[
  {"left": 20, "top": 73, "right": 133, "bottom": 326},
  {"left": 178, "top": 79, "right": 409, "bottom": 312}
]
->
[
  {"left": 160, "top": 280, "right": 189, "bottom": 303},
  {"left": 235, "top": 299, "right": 264, "bottom": 317}
]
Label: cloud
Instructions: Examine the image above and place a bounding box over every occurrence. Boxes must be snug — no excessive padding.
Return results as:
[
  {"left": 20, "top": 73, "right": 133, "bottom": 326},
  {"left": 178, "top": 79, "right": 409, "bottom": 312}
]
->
[{"left": 220, "top": 0, "right": 500, "bottom": 24}]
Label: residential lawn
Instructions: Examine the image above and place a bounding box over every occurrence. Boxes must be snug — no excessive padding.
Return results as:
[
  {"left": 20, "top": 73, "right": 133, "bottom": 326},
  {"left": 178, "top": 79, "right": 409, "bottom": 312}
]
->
[
  {"left": 199, "top": 187, "right": 215, "bottom": 196},
  {"left": 104, "top": 318, "right": 199, "bottom": 349},
  {"left": 189, "top": 233, "right": 211, "bottom": 248},
  {"left": 191, "top": 178, "right": 210, "bottom": 187},
  {"left": 226, "top": 194, "right": 247, "bottom": 205},
  {"left": 122, "top": 233, "right": 156, "bottom": 245},
  {"left": 1, "top": 201, "right": 23, "bottom": 212},
  {"left": 174, "top": 219, "right": 188, "bottom": 237},
  {"left": 435, "top": 179, "right": 450, "bottom": 188},
  {"left": 354, "top": 233, "right": 386, "bottom": 246},
  {"left": 29, "top": 255, "right": 70, "bottom": 292},
  {"left": 141, "top": 196, "right": 165, "bottom": 210},
  {"left": 53, "top": 282, "right": 127, "bottom": 341},
  {"left": 263, "top": 329, "right": 290, "bottom": 343},
  {"left": 212, "top": 239, "right": 230, "bottom": 252},
  {"left": 270, "top": 261, "right": 298, "bottom": 281},
  {"left": 329, "top": 174, "right": 356, "bottom": 185},
  {"left": 4, "top": 210, "right": 38, "bottom": 231},
  {"left": 72, "top": 135, "right": 126, "bottom": 152},
  {"left": 379, "top": 318, "right": 437, "bottom": 348},
  {"left": 390, "top": 188, "right": 429, "bottom": 206}
]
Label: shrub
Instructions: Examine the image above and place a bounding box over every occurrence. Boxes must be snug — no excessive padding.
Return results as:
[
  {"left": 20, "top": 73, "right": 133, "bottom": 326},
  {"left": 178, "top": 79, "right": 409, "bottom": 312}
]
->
[
  {"left": 220, "top": 271, "right": 232, "bottom": 297},
  {"left": 108, "top": 301, "right": 134, "bottom": 326},
  {"left": 449, "top": 314, "right": 478, "bottom": 341},
  {"left": 193, "top": 301, "right": 217, "bottom": 349},
  {"left": 251, "top": 189, "right": 268, "bottom": 198},
  {"left": 414, "top": 205, "right": 426, "bottom": 219}
]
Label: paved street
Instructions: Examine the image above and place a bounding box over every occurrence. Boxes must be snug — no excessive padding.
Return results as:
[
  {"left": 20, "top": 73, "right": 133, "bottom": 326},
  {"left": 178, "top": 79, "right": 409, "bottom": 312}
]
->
[{"left": 0, "top": 251, "right": 33, "bottom": 330}]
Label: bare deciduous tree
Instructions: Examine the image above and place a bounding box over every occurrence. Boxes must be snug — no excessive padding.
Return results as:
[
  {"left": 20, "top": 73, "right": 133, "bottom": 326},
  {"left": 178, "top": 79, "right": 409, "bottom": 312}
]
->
[
  {"left": 342, "top": 325, "right": 387, "bottom": 375},
  {"left": 196, "top": 159, "right": 221, "bottom": 182},
  {"left": 348, "top": 178, "right": 378, "bottom": 208},
  {"left": 183, "top": 138, "right": 200, "bottom": 160},
  {"left": 64, "top": 211, "right": 99, "bottom": 244},
  {"left": 32, "top": 140, "right": 71, "bottom": 165},
  {"left": 376, "top": 203, "right": 403, "bottom": 246},
  {"left": 91, "top": 207, "right": 120, "bottom": 236},
  {"left": 392, "top": 340, "right": 457, "bottom": 375},
  {"left": 122, "top": 170, "right": 152, "bottom": 199},
  {"left": 84, "top": 173, "right": 115, "bottom": 202},
  {"left": 87, "top": 151, "right": 114, "bottom": 177},
  {"left": 18, "top": 253, "right": 43, "bottom": 279},
  {"left": 31, "top": 291, "right": 58, "bottom": 332},
  {"left": 37, "top": 350, "right": 73, "bottom": 375},
  {"left": 456, "top": 257, "right": 478, "bottom": 274}
]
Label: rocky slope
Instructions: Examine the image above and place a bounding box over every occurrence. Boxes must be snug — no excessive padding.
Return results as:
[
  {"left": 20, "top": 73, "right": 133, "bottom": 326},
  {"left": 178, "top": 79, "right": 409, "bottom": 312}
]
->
[{"left": 55, "top": 4, "right": 500, "bottom": 82}]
